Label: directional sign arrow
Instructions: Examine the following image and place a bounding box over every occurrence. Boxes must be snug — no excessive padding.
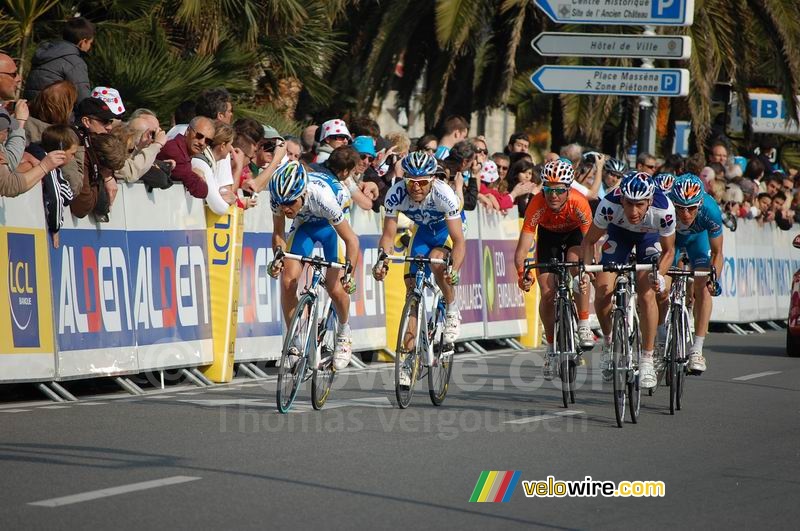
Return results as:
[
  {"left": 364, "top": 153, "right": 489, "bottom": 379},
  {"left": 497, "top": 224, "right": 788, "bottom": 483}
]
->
[
  {"left": 531, "top": 33, "right": 691, "bottom": 60},
  {"left": 534, "top": 0, "right": 695, "bottom": 26},
  {"left": 530, "top": 66, "right": 690, "bottom": 97}
]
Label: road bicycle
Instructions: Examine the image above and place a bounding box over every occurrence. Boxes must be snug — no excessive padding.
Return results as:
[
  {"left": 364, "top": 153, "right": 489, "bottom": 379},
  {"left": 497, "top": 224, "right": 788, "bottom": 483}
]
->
[
  {"left": 524, "top": 257, "right": 589, "bottom": 408},
  {"left": 658, "top": 266, "right": 715, "bottom": 414},
  {"left": 376, "top": 249, "right": 455, "bottom": 408},
  {"left": 589, "top": 260, "right": 656, "bottom": 428},
  {"left": 275, "top": 249, "right": 349, "bottom": 413}
]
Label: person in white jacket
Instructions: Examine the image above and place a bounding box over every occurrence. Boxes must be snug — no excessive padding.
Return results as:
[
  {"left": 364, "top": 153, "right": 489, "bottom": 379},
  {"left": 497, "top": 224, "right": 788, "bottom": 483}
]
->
[{"left": 191, "top": 122, "right": 240, "bottom": 215}]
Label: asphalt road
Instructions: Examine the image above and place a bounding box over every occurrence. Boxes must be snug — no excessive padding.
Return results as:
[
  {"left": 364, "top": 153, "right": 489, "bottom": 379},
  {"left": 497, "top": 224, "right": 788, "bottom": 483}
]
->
[{"left": 1, "top": 330, "right": 798, "bottom": 530}]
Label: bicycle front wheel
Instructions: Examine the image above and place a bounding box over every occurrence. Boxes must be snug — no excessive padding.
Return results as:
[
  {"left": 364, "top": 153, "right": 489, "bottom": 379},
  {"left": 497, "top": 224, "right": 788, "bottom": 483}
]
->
[
  {"left": 628, "top": 313, "right": 641, "bottom": 424},
  {"left": 556, "top": 297, "right": 574, "bottom": 408},
  {"left": 277, "top": 296, "right": 313, "bottom": 414},
  {"left": 611, "top": 309, "right": 627, "bottom": 428},
  {"left": 395, "top": 295, "right": 422, "bottom": 408},
  {"left": 312, "top": 304, "right": 337, "bottom": 410},
  {"left": 428, "top": 302, "right": 453, "bottom": 406}
]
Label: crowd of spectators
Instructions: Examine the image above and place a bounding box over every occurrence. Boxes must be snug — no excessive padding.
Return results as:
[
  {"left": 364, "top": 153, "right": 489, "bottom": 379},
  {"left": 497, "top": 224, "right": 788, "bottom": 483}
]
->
[{"left": 1, "top": 17, "right": 798, "bottom": 241}]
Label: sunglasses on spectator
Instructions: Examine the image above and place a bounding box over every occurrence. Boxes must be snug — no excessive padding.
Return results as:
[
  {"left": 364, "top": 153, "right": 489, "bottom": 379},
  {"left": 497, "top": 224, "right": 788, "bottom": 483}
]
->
[
  {"left": 496, "top": 165, "right": 508, "bottom": 171},
  {"left": 406, "top": 177, "right": 433, "bottom": 189},
  {"left": 89, "top": 116, "right": 114, "bottom": 126},
  {"left": 359, "top": 153, "right": 374, "bottom": 162},
  {"left": 189, "top": 129, "right": 210, "bottom": 144},
  {"left": 328, "top": 135, "right": 349, "bottom": 142},
  {"left": 543, "top": 186, "right": 569, "bottom": 195},
  {"left": 0, "top": 70, "right": 20, "bottom": 79},
  {"left": 644, "top": 164, "right": 657, "bottom": 170},
  {"left": 475, "top": 148, "right": 488, "bottom": 155}
]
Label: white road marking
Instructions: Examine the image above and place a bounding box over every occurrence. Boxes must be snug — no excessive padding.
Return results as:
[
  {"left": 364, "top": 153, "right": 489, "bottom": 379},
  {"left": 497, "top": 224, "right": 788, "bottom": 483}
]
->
[
  {"left": 178, "top": 398, "right": 271, "bottom": 407},
  {"left": 504, "top": 410, "right": 585, "bottom": 425},
  {"left": 732, "top": 371, "right": 782, "bottom": 381},
  {"left": 0, "top": 409, "right": 31, "bottom": 413},
  {"left": 29, "top": 476, "right": 201, "bottom": 507},
  {"left": 148, "top": 395, "right": 175, "bottom": 400},
  {"left": 76, "top": 402, "right": 107, "bottom": 406},
  {"left": 38, "top": 406, "right": 72, "bottom": 410}
]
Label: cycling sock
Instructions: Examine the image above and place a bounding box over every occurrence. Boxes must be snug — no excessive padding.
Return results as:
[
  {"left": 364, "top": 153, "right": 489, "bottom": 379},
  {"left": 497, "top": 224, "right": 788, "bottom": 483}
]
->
[
  {"left": 692, "top": 335, "right": 705, "bottom": 352},
  {"left": 578, "top": 318, "right": 589, "bottom": 328},
  {"left": 603, "top": 335, "right": 612, "bottom": 347},
  {"left": 642, "top": 349, "right": 654, "bottom": 359},
  {"left": 338, "top": 321, "right": 351, "bottom": 335}
]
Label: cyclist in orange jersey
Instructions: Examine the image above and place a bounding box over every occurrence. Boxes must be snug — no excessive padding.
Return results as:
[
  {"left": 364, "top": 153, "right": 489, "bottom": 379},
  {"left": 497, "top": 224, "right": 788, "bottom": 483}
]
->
[{"left": 514, "top": 159, "right": 594, "bottom": 380}]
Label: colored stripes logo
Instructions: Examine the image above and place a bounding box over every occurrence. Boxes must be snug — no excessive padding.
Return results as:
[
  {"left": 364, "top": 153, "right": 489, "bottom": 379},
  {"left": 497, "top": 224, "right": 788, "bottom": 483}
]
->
[{"left": 469, "top": 470, "right": 521, "bottom": 503}]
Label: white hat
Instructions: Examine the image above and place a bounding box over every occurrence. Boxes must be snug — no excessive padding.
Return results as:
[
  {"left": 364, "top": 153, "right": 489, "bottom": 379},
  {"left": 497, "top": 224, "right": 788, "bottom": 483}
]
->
[
  {"left": 319, "top": 119, "right": 352, "bottom": 142},
  {"left": 91, "top": 86, "right": 125, "bottom": 115},
  {"left": 480, "top": 160, "right": 499, "bottom": 183}
]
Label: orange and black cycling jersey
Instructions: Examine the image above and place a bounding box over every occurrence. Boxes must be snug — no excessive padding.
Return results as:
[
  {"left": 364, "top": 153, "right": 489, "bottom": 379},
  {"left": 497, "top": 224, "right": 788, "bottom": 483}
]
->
[{"left": 521, "top": 188, "right": 592, "bottom": 235}]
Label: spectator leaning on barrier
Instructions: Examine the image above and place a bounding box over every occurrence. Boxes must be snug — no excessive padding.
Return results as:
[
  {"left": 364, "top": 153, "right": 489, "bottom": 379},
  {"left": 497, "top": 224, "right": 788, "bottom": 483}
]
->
[
  {"left": 71, "top": 132, "right": 125, "bottom": 219},
  {"left": 0, "top": 120, "right": 66, "bottom": 197},
  {"left": 24, "top": 17, "right": 94, "bottom": 103},
  {"left": 771, "top": 191, "right": 794, "bottom": 230},
  {"left": 115, "top": 108, "right": 168, "bottom": 183},
  {"left": 435, "top": 115, "right": 469, "bottom": 160},
  {"left": 284, "top": 137, "right": 302, "bottom": 162},
  {"left": 191, "top": 122, "right": 240, "bottom": 215},
  {"left": 506, "top": 158, "right": 538, "bottom": 217},
  {"left": 157, "top": 116, "right": 214, "bottom": 199},
  {"left": 312, "top": 145, "right": 378, "bottom": 210},
  {"left": 24, "top": 124, "right": 77, "bottom": 235},
  {"left": 0, "top": 55, "right": 28, "bottom": 172}
]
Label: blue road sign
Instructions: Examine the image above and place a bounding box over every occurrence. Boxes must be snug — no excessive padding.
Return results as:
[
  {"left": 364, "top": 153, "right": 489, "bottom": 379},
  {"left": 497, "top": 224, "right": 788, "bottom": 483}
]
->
[
  {"left": 534, "top": 0, "right": 694, "bottom": 26},
  {"left": 530, "top": 66, "right": 690, "bottom": 97}
]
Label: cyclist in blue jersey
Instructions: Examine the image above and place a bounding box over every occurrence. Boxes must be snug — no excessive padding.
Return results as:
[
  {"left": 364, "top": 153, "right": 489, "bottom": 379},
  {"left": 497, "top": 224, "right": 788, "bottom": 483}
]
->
[
  {"left": 267, "top": 161, "right": 360, "bottom": 370},
  {"left": 664, "top": 173, "right": 723, "bottom": 374},
  {"left": 580, "top": 172, "right": 676, "bottom": 389},
  {"left": 373, "top": 152, "right": 466, "bottom": 344}
]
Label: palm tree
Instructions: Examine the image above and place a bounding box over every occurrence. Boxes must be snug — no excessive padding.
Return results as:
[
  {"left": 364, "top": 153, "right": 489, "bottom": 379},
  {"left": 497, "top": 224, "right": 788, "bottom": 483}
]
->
[{"left": 0, "top": 0, "right": 60, "bottom": 78}]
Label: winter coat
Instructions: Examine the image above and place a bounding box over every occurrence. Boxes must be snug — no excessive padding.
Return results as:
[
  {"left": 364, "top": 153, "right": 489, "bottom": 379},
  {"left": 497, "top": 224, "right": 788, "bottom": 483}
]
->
[{"left": 24, "top": 40, "right": 91, "bottom": 103}]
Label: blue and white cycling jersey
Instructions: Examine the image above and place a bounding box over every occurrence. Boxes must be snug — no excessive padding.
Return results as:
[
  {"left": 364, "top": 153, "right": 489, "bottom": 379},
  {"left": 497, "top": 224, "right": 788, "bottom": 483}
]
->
[
  {"left": 675, "top": 194, "right": 723, "bottom": 239},
  {"left": 384, "top": 178, "right": 461, "bottom": 231},
  {"left": 593, "top": 187, "right": 676, "bottom": 237},
  {"left": 673, "top": 193, "right": 723, "bottom": 268},
  {"left": 270, "top": 173, "right": 349, "bottom": 226}
]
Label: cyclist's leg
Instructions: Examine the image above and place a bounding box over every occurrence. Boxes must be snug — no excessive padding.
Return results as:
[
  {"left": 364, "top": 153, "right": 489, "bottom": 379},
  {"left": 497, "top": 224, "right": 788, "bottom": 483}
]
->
[
  {"left": 428, "top": 227, "right": 461, "bottom": 343},
  {"left": 686, "top": 233, "right": 712, "bottom": 372},
  {"left": 596, "top": 225, "right": 636, "bottom": 336},
  {"left": 281, "top": 222, "right": 311, "bottom": 324},
  {"left": 635, "top": 234, "right": 662, "bottom": 388},
  {"left": 535, "top": 227, "right": 565, "bottom": 347},
  {"left": 315, "top": 223, "right": 353, "bottom": 369},
  {"left": 401, "top": 225, "right": 432, "bottom": 350},
  {"left": 562, "top": 229, "right": 593, "bottom": 348}
]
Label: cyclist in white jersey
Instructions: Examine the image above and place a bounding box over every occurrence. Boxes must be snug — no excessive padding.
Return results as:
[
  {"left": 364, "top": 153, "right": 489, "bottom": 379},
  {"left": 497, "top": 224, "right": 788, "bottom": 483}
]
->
[
  {"left": 373, "top": 152, "right": 465, "bottom": 344},
  {"left": 267, "top": 161, "right": 359, "bottom": 370},
  {"left": 580, "top": 172, "right": 676, "bottom": 389}
]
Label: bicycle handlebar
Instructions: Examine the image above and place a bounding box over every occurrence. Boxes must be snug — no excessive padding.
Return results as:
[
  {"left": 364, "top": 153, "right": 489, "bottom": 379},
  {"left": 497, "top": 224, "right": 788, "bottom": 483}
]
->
[
  {"left": 274, "top": 248, "right": 348, "bottom": 271},
  {"left": 376, "top": 248, "right": 450, "bottom": 267},
  {"left": 584, "top": 263, "right": 655, "bottom": 274}
]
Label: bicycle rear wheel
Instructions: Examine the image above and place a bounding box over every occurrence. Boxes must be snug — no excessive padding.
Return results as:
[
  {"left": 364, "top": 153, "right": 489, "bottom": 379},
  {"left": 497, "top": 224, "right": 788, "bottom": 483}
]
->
[
  {"left": 611, "top": 309, "right": 627, "bottom": 428},
  {"left": 277, "top": 296, "right": 313, "bottom": 413},
  {"left": 628, "top": 313, "right": 641, "bottom": 424},
  {"left": 676, "top": 310, "right": 690, "bottom": 411},
  {"left": 311, "top": 305, "right": 337, "bottom": 410},
  {"left": 668, "top": 310, "right": 681, "bottom": 415},
  {"left": 395, "top": 295, "right": 422, "bottom": 408},
  {"left": 428, "top": 302, "right": 453, "bottom": 406}
]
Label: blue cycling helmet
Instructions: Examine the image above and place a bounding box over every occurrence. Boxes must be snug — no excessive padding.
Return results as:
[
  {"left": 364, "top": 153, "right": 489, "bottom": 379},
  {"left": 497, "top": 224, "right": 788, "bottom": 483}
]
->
[
  {"left": 269, "top": 161, "right": 307, "bottom": 204},
  {"left": 653, "top": 172, "right": 676, "bottom": 192},
  {"left": 619, "top": 171, "right": 656, "bottom": 200},
  {"left": 402, "top": 151, "right": 438, "bottom": 177},
  {"left": 670, "top": 173, "right": 705, "bottom": 207}
]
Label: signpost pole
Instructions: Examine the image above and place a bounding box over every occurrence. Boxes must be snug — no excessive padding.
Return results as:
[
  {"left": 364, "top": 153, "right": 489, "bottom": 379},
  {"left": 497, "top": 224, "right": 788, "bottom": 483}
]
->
[{"left": 637, "top": 26, "right": 657, "bottom": 157}]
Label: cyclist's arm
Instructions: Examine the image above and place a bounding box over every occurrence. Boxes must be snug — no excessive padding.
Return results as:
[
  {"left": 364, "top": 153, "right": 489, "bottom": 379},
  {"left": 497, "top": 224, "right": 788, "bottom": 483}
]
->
[
  {"left": 445, "top": 217, "right": 465, "bottom": 271},
  {"left": 377, "top": 216, "right": 399, "bottom": 255},
  {"left": 333, "top": 219, "right": 360, "bottom": 271},
  {"left": 581, "top": 223, "right": 605, "bottom": 265},
  {"left": 709, "top": 234, "right": 723, "bottom": 273},
  {"left": 515, "top": 231, "right": 535, "bottom": 273},
  {"left": 657, "top": 233, "right": 675, "bottom": 276},
  {"left": 272, "top": 214, "right": 287, "bottom": 251}
]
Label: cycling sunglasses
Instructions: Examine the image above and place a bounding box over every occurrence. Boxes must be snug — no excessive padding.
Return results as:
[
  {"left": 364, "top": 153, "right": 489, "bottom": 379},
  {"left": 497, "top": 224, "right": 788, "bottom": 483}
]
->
[
  {"left": 406, "top": 177, "right": 433, "bottom": 189},
  {"left": 675, "top": 205, "right": 699, "bottom": 213},
  {"left": 543, "top": 186, "right": 569, "bottom": 195}
]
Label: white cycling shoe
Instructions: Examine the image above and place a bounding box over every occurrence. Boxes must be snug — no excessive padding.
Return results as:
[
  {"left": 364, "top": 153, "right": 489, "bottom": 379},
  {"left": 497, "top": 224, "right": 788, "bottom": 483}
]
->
[
  {"left": 687, "top": 351, "right": 707, "bottom": 374},
  {"left": 640, "top": 358, "right": 657, "bottom": 389},
  {"left": 333, "top": 325, "right": 352, "bottom": 370},
  {"left": 444, "top": 310, "right": 460, "bottom": 344}
]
